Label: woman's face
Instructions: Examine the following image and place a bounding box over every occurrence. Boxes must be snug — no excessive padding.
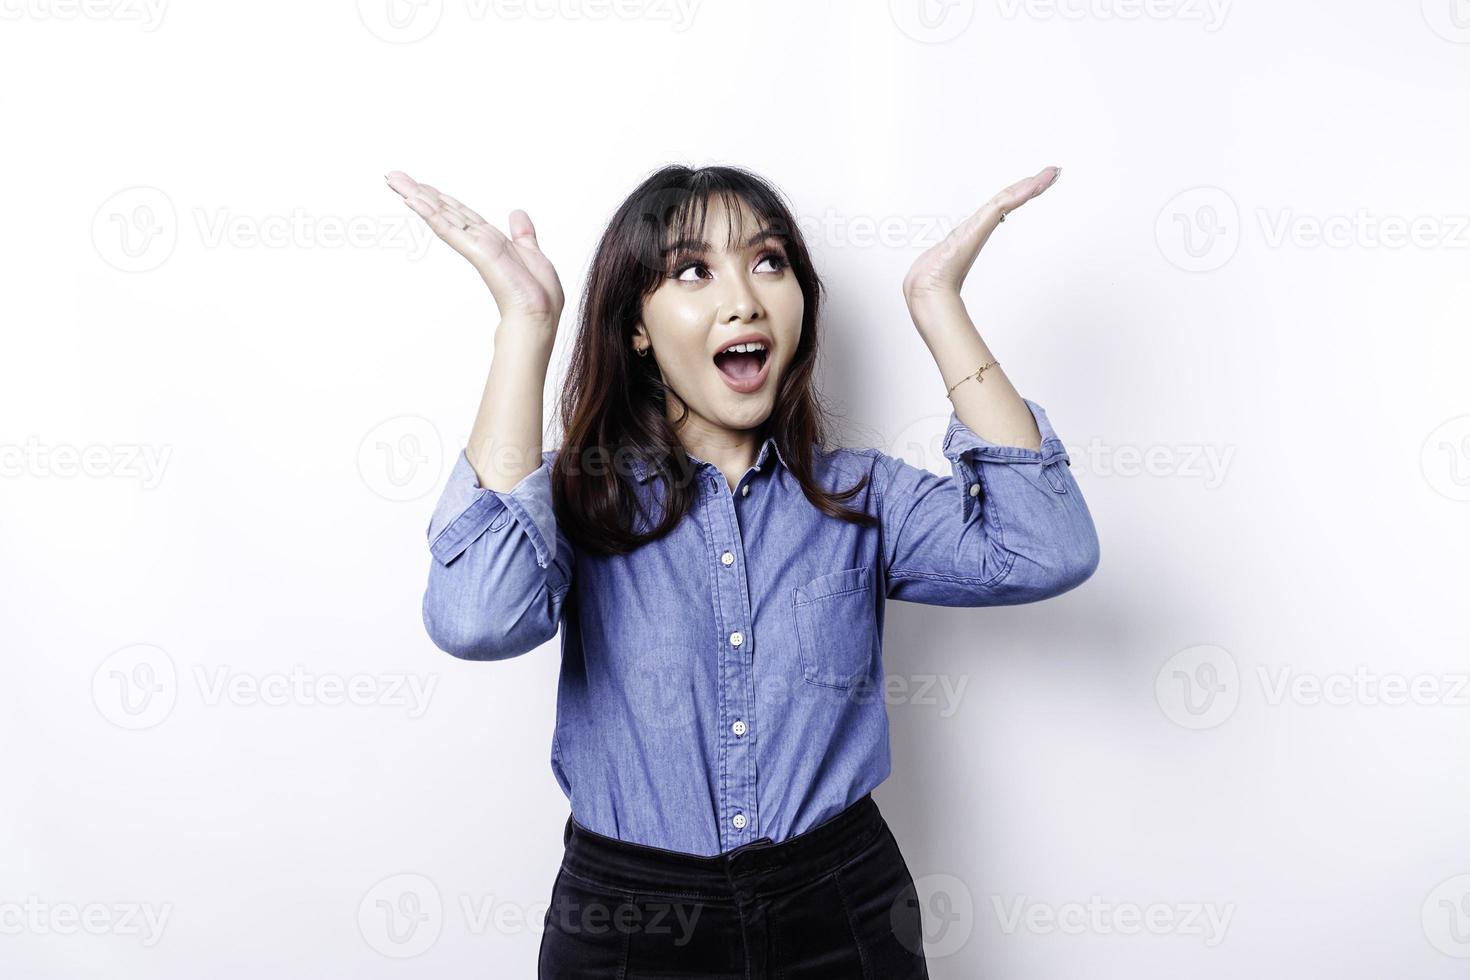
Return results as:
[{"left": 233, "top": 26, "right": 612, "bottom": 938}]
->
[{"left": 634, "top": 195, "right": 804, "bottom": 439}]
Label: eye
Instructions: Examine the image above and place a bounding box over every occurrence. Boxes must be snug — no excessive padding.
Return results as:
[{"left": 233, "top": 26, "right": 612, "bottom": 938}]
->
[
  {"left": 755, "top": 250, "right": 789, "bottom": 273},
  {"left": 669, "top": 249, "right": 788, "bottom": 283},
  {"left": 672, "top": 260, "right": 711, "bottom": 282}
]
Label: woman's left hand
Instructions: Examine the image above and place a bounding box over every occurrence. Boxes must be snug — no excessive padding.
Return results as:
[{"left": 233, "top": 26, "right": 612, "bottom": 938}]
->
[{"left": 901, "top": 165, "right": 1061, "bottom": 313}]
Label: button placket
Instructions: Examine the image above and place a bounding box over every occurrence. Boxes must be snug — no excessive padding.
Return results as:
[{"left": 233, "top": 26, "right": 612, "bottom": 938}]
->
[{"left": 702, "top": 468, "right": 758, "bottom": 850}]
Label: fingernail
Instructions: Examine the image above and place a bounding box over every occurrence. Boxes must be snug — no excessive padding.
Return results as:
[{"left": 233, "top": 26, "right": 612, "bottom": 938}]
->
[{"left": 1050, "top": 166, "right": 1062, "bottom": 185}]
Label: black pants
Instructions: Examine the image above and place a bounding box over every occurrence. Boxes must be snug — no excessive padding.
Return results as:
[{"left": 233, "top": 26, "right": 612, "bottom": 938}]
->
[{"left": 537, "top": 793, "right": 929, "bottom": 979}]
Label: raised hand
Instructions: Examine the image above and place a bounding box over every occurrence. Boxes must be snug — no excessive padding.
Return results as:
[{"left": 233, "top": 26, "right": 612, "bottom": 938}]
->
[
  {"left": 385, "top": 170, "right": 565, "bottom": 329},
  {"left": 902, "top": 165, "right": 1061, "bottom": 310}
]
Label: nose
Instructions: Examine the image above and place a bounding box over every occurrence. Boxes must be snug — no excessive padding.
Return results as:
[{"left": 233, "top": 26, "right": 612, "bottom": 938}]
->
[{"left": 720, "top": 269, "right": 763, "bottom": 324}]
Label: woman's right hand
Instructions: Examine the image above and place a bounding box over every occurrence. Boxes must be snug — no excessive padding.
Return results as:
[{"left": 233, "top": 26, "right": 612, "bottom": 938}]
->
[{"left": 386, "top": 170, "right": 565, "bottom": 330}]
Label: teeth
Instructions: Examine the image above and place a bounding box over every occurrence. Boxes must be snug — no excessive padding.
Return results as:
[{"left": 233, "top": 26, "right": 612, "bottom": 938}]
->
[{"left": 719, "top": 341, "right": 768, "bottom": 355}]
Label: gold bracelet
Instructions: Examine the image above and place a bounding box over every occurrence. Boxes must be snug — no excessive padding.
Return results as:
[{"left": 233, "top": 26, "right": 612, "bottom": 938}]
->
[{"left": 946, "top": 359, "right": 999, "bottom": 399}]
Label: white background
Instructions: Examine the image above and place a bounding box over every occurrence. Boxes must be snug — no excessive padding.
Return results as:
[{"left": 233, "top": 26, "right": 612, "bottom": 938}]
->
[{"left": 4, "top": 0, "right": 1469, "bottom": 976}]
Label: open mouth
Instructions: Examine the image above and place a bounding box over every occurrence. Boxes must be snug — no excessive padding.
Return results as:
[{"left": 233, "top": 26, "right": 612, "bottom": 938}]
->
[{"left": 711, "top": 345, "right": 770, "bottom": 382}]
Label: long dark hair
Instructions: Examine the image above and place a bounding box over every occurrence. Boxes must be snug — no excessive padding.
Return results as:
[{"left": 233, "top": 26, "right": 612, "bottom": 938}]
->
[{"left": 552, "top": 163, "right": 875, "bottom": 557}]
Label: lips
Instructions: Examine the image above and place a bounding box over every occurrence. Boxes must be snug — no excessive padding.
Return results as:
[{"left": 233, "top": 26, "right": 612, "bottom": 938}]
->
[{"left": 713, "top": 343, "right": 771, "bottom": 394}]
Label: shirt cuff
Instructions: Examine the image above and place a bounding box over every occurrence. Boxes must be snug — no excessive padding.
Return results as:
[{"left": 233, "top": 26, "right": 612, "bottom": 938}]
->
[
  {"left": 426, "top": 449, "right": 558, "bottom": 568},
  {"left": 941, "top": 398, "right": 1072, "bottom": 521}
]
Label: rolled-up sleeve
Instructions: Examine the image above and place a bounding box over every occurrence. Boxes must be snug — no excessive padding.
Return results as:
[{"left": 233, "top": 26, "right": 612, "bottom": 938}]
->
[
  {"left": 422, "top": 448, "right": 572, "bottom": 660},
  {"left": 876, "top": 397, "right": 1099, "bottom": 606}
]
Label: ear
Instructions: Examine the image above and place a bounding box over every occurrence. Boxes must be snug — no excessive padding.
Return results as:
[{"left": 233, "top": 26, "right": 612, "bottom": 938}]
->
[{"left": 631, "top": 322, "right": 649, "bottom": 351}]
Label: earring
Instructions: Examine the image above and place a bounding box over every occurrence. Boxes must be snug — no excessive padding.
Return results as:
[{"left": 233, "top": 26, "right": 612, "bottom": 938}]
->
[{"left": 636, "top": 345, "right": 650, "bottom": 357}]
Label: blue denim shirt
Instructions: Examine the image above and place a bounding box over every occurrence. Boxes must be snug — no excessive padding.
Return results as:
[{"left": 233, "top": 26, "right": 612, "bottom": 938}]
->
[{"left": 422, "top": 397, "right": 1099, "bottom": 856}]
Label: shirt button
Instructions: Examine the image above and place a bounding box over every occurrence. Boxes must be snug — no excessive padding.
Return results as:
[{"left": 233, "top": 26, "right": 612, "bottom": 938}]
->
[
  {"left": 732, "top": 720, "right": 747, "bottom": 736},
  {"left": 732, "top": 813, "right": 747, "bottom": 830},
  {"left": 969, "top": 482, "right": 981, "bottom": 497},
  {"left": 740, "top": 484, "right": 750, "bottom": 496},
  {"left": 730, "top": 631, "right": 743, "bottom": 647},
  {"left": 721, "top": 551, "right": 734, "bottom": 566}
]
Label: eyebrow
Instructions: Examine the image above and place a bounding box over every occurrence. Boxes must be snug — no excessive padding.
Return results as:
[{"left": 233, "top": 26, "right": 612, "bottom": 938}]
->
[{"left": 661, "top": 227, "right": 786, "bottom": 257}]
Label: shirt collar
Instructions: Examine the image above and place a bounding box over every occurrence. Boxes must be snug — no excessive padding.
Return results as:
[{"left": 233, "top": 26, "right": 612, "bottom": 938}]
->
[{"left": 630, "top": 434, "right": 791, "bottom": 484}]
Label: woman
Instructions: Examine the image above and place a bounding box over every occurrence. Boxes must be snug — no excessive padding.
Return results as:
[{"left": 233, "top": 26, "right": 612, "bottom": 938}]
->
[{"left": 386, "top": 163, "right": 1099, "bottom": 978}]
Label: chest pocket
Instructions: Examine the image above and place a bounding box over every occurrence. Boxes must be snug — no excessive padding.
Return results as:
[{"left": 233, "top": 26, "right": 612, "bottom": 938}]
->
[{"left": 793, "top": 565, "right": 879, "bottom": 690}]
